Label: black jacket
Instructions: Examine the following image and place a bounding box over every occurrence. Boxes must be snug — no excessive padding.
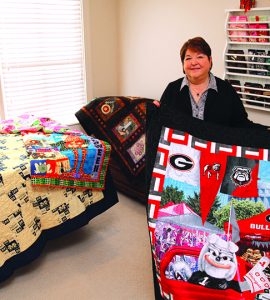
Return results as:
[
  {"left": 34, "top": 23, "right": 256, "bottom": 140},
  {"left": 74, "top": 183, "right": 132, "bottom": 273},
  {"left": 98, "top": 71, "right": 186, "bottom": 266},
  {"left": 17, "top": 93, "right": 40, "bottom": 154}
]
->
[{"left": 160, "top": 76, "right": 266, "bottom": 129}]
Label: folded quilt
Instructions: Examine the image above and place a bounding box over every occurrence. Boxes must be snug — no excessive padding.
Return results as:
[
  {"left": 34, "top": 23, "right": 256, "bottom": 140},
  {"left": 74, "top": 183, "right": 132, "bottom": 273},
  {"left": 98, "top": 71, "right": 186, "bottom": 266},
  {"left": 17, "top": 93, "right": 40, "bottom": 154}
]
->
[{"left": 23, "top": 132, "right": 111, "bottom": 189}]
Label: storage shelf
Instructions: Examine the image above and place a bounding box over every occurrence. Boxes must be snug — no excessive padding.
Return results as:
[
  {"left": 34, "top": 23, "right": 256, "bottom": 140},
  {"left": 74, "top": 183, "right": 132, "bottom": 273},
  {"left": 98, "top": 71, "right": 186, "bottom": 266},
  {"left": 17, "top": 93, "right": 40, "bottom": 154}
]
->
[
  {"left": 231, "top": 84, "right": 270, "bottom": 92},
  {"left": 228, "top": 21, "right": 270, "bottom": 25},
  {"left": 226, "top": 66, "right": 268, "bottom": 72},
  {"left": 226, "top": 7, "right": 270, "bottom": 12},
  {"left": 228, "top": 41, "right": 270, "bottom": 45},
  {"left": 225, "top": 53, "right": 270, "bottom": 59},
  {"left": 226, "top": 72, "right": 270, "bottom": 79},
  {"left": 238, "top": 91, "right": 270, "bottom": 98},
  {"left": 244, "top": 103, "right": 270, "bottom": 112},
  {"left": 227, "top": 27, "right": 270, "bottom": 31},
  {"left": 224, "top": 7, "right": 270, "bottom": 112},
  {"left": 225, "top": 59, "right": 270, "bottom": 65}
]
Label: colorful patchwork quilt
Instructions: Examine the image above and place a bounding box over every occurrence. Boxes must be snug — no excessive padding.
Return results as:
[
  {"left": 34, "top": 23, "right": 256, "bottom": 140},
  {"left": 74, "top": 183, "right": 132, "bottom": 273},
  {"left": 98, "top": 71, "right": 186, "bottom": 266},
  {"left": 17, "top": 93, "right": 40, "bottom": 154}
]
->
[
  {"left": 0, "top": 114, "right": 111, "bottom": 189},
  {"left": 147, "top": 108, "right": 270, "bottom": 300}
]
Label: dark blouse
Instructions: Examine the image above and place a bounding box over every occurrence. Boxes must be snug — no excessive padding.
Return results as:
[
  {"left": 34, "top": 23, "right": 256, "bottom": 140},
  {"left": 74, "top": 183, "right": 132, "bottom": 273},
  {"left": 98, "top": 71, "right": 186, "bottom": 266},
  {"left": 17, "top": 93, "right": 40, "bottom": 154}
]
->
[{"left": 160, "top": 76, "right": 267, "bottom": 129}]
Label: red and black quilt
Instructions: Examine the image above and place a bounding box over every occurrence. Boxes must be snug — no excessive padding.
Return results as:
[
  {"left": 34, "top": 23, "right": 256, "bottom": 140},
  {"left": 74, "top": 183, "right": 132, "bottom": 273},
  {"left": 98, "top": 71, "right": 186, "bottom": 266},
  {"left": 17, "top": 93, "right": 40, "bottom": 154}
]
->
[{"left": 146, "top": 106, "right": 270, "bottom": 300}]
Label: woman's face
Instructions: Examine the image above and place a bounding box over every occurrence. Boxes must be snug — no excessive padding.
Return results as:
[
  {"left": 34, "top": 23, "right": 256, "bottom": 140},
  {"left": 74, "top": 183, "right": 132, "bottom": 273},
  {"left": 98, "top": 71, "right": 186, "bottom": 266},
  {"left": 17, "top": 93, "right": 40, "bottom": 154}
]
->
[{"left": 183, "top": 48, "right": 212, "bottom": 83}]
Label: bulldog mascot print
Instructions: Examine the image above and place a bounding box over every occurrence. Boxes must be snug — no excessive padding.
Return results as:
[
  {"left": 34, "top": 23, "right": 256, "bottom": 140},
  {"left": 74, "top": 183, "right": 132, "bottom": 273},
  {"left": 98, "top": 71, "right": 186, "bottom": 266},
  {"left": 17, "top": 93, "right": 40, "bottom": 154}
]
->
[{"left": 188, "top": 234, "right": 239, "bottom": 290}]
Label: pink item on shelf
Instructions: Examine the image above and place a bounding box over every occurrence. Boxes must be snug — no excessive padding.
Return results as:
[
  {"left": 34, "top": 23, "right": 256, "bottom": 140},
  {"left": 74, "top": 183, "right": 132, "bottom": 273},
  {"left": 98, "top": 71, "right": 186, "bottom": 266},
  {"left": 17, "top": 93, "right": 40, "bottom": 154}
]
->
[
  {"left": 258, "top": 23, "right": 269, "bottom": 43},
  {"left": 249, "top": 23, "right": 259, "bottom": 42},
  {"left": 229, "top": 15, "right": 248, "bottom": 42},
  {"left": 248, "top": 15, "right": 269, "bottom": 43}
]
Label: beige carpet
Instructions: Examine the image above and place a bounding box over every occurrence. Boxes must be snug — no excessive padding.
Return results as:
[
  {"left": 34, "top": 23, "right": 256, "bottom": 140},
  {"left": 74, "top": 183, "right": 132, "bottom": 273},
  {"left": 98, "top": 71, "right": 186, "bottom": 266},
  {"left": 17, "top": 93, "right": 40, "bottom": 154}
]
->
[{"left": 0, "top": 193, "right": 154, "bottom": 300}]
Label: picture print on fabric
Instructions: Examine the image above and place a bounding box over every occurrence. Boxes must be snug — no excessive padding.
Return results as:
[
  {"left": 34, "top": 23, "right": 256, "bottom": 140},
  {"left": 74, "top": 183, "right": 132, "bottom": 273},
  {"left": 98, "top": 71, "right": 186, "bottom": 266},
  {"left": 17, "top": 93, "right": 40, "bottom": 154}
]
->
[
  {"left": 148, "top": 126, "right": 270, "bottom": 300},
  {"left": 76, "top": 97, "right": 152, "bottom": 178}
]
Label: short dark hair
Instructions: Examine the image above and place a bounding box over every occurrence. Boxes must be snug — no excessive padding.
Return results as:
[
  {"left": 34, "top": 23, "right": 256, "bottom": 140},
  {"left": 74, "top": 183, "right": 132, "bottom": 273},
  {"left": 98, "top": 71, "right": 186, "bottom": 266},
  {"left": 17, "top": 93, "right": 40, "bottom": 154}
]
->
[{"left": 180, "top": 37, "right": 212, "bottom": 64}]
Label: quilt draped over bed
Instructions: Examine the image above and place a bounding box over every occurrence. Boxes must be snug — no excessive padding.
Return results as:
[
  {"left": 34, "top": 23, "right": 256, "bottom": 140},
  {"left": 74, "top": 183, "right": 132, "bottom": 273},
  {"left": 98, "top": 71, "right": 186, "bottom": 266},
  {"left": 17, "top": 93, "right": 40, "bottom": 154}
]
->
[{"left": 0, "top": 114, "right": 118, "bottom": 282}]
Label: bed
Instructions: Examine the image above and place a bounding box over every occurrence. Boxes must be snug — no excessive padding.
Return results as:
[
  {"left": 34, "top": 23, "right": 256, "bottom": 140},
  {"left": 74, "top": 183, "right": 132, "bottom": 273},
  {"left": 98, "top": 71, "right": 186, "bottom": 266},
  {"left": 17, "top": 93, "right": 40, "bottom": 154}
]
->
[{"left": 0, "top": 115, "right": 118, "bottom": 283}]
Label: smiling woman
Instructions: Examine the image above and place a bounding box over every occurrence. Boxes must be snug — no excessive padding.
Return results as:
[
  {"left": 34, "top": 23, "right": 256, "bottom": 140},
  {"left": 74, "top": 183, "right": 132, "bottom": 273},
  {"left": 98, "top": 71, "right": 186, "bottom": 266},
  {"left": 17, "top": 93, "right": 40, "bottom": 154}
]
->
[
  {"left": 158, "top": 36, "right": 267, "bottom": 130},
  {"left": 181, "top": 38, "right": 212, "bottom": 88},
  {"left": 183, "top": 49, "right": 212, "bottom": 103}
]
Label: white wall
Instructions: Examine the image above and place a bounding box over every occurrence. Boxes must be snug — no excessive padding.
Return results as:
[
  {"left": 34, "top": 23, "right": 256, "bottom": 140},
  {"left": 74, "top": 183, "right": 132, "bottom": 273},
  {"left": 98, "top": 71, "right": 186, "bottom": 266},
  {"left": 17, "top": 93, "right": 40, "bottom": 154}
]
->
[
  {"left": 83, "top": 0, "right": 119, "bottom": 99},
  {"left": 118, "top": 0, "right": 237, "bottom": 99}
]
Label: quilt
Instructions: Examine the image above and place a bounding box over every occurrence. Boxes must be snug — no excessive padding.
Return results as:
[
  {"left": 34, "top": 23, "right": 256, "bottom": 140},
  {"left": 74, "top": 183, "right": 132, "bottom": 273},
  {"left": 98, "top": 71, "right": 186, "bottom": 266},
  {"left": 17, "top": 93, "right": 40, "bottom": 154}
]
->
[
  {"left": 0, "top": 114, "right": 118, "bottom": 282},
  {"left": 147, "top": 108, "right": 270, "bottom": 300},
  {"left": 0, "top": 114, "right": 111, "bottom": 189},
  {"left": 75, "top": 96, "right": 154, "bottom": 178}
]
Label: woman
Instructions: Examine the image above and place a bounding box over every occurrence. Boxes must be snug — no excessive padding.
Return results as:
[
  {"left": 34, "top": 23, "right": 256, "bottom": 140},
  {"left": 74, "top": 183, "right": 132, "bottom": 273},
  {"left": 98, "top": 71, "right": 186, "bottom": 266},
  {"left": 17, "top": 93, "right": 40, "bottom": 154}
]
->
[
  {"left": 159, "top": 36, "right": 267, "bottom": 129},
  {"left": 148, "top": 37, "right": 269, "bottom": 300}
]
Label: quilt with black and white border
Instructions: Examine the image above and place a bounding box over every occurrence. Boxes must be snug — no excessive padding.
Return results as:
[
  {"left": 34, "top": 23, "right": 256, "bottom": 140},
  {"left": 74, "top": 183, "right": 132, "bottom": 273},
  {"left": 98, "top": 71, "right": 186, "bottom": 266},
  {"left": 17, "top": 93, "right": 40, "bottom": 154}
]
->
[{"left": 146, "top": 107, "right": 270, "bottom": 300}]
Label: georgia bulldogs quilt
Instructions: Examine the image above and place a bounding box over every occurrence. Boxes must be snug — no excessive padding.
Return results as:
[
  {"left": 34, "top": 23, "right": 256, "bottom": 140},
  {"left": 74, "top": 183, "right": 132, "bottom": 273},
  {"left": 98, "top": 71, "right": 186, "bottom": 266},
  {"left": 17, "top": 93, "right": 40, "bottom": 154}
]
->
[{"left": 146, "top": 107, "right": 270, "bottom": 300}]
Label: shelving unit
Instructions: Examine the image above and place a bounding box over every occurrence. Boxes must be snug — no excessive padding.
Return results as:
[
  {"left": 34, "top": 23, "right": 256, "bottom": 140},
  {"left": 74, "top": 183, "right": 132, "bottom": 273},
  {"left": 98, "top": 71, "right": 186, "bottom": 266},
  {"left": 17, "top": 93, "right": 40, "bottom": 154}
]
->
[{"left": 224, "top": 7, "right": 270, "bottom": 111}]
